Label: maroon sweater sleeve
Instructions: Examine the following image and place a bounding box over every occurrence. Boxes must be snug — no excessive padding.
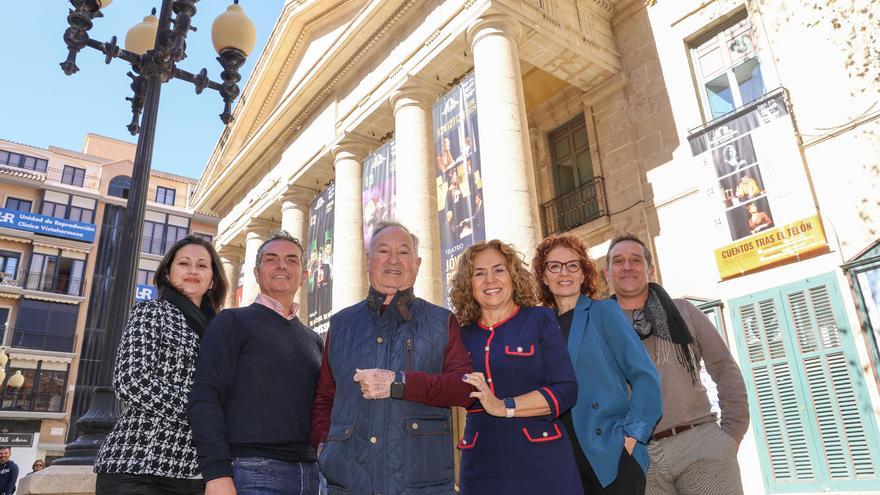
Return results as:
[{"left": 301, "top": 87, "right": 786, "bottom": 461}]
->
[
  {"left": 403, "top": 316, "right": 475, "bottom": 407},
  {"left": 310, "top": 330, "right": 335, "bottom": 449}
]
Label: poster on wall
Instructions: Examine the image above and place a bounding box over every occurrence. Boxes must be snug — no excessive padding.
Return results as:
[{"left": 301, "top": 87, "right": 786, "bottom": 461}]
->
[
  {"left": 688, "top": 89, "right": 828, "bottom": 279},
  {"left": 306, "top": 183, "right": 335, "bottom": 336},
  {"left": 433, "top": 72, "right": 486, "bottom": 307},
  {"left": 362, "top": 139, "right": 396, "bottom": 248}
]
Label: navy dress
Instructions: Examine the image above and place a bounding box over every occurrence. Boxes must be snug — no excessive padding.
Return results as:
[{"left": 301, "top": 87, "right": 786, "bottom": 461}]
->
[{"left": 458, "top": 306, "right": 583, "bottom": 494}]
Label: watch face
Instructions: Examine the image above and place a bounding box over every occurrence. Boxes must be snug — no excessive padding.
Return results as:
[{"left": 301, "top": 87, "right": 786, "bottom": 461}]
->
[{"left": 390, "top": 382, "right": 405, "bottom": 399}]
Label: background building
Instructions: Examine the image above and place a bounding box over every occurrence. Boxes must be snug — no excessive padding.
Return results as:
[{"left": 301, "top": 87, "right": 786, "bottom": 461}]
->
[
  {"left": 192, "top": 0, "right": 880, "bottom": 493},
  {"left": 0, "top": 133, "right": 216, "bottom": 469}
]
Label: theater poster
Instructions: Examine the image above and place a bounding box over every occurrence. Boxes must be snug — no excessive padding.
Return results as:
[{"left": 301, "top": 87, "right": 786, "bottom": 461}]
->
[
  {"left": 306, "top": 183, "right": 335, "bottom": 335},
  {"left": 433, "top": 72, "right": 485, "bottom": 307},
  {"left": 688, "top": 89, "right": 827, "bottom": 279},
  {"left": 362, "top": 139, "right": 396, "bottom": 248}
]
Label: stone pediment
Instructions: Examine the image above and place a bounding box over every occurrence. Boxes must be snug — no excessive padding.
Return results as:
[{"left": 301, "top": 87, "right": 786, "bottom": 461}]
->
[{"left": 196, "top": 0, "right": 377, "bottom": 210}]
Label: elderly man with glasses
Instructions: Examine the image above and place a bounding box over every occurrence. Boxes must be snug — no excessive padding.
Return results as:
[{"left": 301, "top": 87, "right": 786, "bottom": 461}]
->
[{"left": 605, "top": 233, "right": 749, "bottom": 495}]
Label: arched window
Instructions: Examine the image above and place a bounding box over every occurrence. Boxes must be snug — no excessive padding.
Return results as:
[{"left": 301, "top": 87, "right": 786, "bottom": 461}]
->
[{"left": 108, "top": 175, "right": 131, "bottom": 199}]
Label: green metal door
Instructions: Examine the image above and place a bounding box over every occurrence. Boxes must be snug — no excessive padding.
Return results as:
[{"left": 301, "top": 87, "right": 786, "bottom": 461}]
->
[{"left": 730, "top": 272, "right": 880, "bottom": 492}]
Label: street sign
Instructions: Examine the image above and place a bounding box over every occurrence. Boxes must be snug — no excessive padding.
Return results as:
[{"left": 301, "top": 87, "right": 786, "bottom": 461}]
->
[{"left": 0, "top": 433, "right": 33, "bottom": 447}]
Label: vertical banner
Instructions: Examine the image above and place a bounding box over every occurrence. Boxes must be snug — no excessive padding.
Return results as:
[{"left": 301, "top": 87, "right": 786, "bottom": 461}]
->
[
  {"left": 434, "top": 72, "right": 485, "bottom": 307},
  {"left": 688, "top": 89, "right": 827, "bottom": 279},
  {"left": 306, "top": 183, "right": 335, "bottom": 335},
  {"left": 362, "top": 139, "right": 396, "bottom": 247}
]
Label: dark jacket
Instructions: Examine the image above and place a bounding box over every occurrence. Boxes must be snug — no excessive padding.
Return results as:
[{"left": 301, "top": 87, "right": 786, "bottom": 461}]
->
[
  {"left": 319, "top": 292, "right": 457, "bottom": 495},
  {"left": 94, "top": 300, "right": 202, "bottom": 478},
  {"left": 0, "top": 459, "right": 17, "bottom": 494}
]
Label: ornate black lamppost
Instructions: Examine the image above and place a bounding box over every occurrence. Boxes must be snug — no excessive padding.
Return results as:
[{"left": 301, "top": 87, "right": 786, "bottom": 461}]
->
[{"left": 54, "top": 0, "right": 256, "bottom": 464}]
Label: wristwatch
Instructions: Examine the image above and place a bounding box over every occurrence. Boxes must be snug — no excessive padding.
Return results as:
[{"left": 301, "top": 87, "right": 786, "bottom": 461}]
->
[
  {"left": 504, "top": 397, "right": 516, "bottom": 418},
  {"left": 390, "top": 371, "right": 406, "bottom": 399}
]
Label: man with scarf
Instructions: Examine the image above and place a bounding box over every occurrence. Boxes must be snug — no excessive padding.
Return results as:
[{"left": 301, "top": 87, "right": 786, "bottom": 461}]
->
[
  {"left": 310, "top": 221, "right": 473, "bottom": 495},
  {"left": 605, "top": 234, "right": 749, "bottom": 495}
]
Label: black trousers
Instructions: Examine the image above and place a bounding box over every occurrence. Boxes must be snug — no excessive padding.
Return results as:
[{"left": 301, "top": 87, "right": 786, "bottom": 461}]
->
[
  {"left": 95, "top": 472, "right": 205, "bottom": 495},
  {"left": 581, "top": 449, "right": 646, "bottom": 495}
]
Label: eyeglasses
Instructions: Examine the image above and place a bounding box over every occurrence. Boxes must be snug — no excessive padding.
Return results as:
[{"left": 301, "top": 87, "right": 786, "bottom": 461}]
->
[{"left": 544, "top": 260, "right": 582, "bottom": 274}]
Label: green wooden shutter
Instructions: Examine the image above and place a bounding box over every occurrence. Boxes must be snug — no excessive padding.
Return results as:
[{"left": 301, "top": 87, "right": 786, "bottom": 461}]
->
[
  {"left": 736, "top": 297, "right": 817, "bottom": 485},
  {"left": 731, "top": 273, "right": 880, "bottom": 492}
]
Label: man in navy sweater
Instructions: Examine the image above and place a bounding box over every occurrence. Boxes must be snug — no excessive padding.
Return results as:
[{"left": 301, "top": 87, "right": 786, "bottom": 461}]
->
[
  {"left": 0, "top": 447, "right": 18, "bottom": 495},
  {"left": 189, "top": 231, "right": 324, "bottom": 495}
]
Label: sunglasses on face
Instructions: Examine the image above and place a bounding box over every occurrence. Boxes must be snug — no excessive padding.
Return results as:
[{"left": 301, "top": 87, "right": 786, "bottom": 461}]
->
[{"left": 544, "top": 260, "right": 582, "bottom": 274}]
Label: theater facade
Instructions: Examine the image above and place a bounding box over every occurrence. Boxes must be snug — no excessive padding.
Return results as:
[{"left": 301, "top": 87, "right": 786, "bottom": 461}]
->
[{"left": 192, "top": 0, "right": 880, "bottom": 492}]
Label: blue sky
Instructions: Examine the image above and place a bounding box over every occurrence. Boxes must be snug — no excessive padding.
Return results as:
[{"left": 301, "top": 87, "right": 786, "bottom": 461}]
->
[{"left": 0, "top": 1, "right": 284, "bottom": 180}]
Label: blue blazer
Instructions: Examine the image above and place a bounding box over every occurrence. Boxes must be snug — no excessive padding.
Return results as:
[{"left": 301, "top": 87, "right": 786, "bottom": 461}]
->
[{"left": 567, "top": 295, "right": 662, "bottom": 487}]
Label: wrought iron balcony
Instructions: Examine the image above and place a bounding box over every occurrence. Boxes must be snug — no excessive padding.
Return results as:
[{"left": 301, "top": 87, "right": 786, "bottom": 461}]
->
[
  {"left": 0, "top": 391, "right": 66, "bottom": 413},
  {"left": 10, "top": 329, "right": 76, "bottom": 353},
  {"left": 0, "top": 268, "right": 25, "bottom": 289},
  {"left": 24, "top": 271, "right": 86, "bottom": 297},
  {"left": 540, "top": 177, "right": 608, "bottom": 236},
  {"left": 141, "top": 235, "right": 183, "bottom": 256},
  {"left": 46, "top": 166, "right": 101, "bottom": 190}
]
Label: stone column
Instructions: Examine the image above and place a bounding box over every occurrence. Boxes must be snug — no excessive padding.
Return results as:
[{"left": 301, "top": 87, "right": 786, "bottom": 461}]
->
[
  {"left": 390, "top": 79, "right": 444, "bottom": 305},
  {"left": 280, "top": 190, "right": 311, "bottom": 319},
  {"left": 241, "top": 220, "right": 273, "bottom": 306},
  {"left": 332, "top": 136, "right": 373, "bottom": 310},
  {"left": 467, "top": 14, "right": 541, "bottom": 257},
  {"left": 218, "top": 245, "right": 243, "bottom": 309}
]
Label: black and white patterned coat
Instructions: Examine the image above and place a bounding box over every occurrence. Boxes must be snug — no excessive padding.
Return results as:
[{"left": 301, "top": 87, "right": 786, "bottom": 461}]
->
[{"left": 94, "top": 299, "right": 202, "bottom": 478}]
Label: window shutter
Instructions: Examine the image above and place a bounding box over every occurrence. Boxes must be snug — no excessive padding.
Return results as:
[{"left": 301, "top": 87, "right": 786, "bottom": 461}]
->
[
  {"left": 738, "top": 299, "right": 816, "bottom": 484},
  {"left": 786, "top": 285, "right": 876, "bottom": 480}
]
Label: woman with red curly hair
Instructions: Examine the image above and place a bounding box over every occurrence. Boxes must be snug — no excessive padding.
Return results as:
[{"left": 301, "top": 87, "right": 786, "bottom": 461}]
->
[
  {"left": 451, "top": 239, "right": 583, "bottom": 494},
  {"left": 533, "top": 234, "right": 661, "bottom": 495}
]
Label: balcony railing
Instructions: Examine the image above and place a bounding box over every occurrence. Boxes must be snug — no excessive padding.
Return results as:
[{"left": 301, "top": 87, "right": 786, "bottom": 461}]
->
[
  {"left": 0, "top": 391, "right": 66, "bottom": 413},
  {"left": 23, "top": 271, "right": 85, "bottom": 297},
  {"left": 0, "top": 268, "right": 25, "bottom": 289},
  {"left": 45, "top": 167, "right": 101, "bottom": 190},
  {"left": 540, "top": 177, "right": 608, "bottom": 236},
  {"left": 141, "top": 235, "right": 182, "bottom": 256},
  {"left": 10, "top": 329, "right": 76, "bottom": 353},
  {"left": 147, "top": 188, "right": 189, "bottom": 209}
]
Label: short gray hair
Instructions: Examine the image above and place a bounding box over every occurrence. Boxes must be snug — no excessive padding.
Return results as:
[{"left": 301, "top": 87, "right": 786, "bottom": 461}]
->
[
  {"left": 369, "top": 221, "right": 419, "bottom": 255},
  {"left": 255, "top": 230, "right": 304, "bottom": 266}
]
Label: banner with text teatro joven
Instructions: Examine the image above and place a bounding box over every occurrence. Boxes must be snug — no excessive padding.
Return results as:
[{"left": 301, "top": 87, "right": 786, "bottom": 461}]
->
[
  {"left": 433, "top": 72, "right": 486, "bottom": 307},
  {"left": 306, "top": 183, "right": 335, "bottom": 336},
  {"left": 688, "top": 89, "right": 827, "bottom": 279},
  {"left": 362, "top": 139, "right": 396, "bottom": 248}
]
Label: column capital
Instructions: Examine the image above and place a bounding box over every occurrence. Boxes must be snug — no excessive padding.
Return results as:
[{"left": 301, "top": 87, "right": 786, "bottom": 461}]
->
[
  {"left": 466, "top": 13, "right": 523, "bottom": 49},
  {"left": 279, "top": 185, "right": 317, "bottom": 209},
  {"left": 390, "top": 76, "right": 445, "bottom": 113},
  {"left": 245, "top": 218, "right": 275, "bottom": 239},
  {"left": 332, "top": 132, "right": 378, "bottom": 162},
  {"left": 217, "top": 244, "right": 244, "bottom": 261}
]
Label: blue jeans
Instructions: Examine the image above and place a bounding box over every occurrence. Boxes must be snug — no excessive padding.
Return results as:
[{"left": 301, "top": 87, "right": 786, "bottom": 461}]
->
[{"left": 232, "top": 457, "right": 320, "bottom": 495}]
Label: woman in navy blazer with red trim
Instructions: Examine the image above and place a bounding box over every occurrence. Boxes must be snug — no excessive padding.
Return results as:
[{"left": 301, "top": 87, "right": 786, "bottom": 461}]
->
[
  {"left": 450, "top": 239, "right": 583, "bottom": 494},
  {"left": 533, "top": 234, "right": 662, "bottom": 494}
]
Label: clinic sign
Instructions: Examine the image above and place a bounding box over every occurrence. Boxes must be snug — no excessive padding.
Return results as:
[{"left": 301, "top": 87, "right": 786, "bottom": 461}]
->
[
  {"left": 136, "top": 284, "right": 157, "bottom": 301},
  {"left": 0, "top": 208, "right": 96, "bottom": 243}
]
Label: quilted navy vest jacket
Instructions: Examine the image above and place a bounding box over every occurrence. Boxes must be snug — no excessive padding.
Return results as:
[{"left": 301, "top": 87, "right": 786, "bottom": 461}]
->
[{"left": 319, "top": 291, "right": 456, "bottom": 495}]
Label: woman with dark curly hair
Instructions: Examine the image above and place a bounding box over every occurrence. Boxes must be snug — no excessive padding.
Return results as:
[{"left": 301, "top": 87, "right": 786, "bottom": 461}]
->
[
  {"left": 533, "top": 234, "right": 661, "bottom": 494},
  {"left": 450, "top": 239, "right": 582, "bottom": 494}
]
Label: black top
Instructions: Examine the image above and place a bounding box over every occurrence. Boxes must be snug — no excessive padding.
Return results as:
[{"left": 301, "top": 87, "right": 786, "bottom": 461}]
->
[
  {"left": 556, "top": 309, "right": 598, "bottom": 481},
  {"left": 188, "top": 303, "right": 324, "bottom": 481}
]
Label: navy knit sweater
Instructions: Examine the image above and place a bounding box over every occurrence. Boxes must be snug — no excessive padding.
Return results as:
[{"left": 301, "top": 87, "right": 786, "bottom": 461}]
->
[{"left": 188, "top": 303, "right": 323, "bottom": 481}]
